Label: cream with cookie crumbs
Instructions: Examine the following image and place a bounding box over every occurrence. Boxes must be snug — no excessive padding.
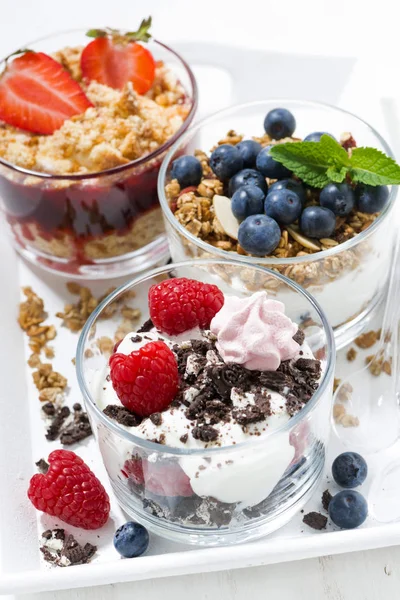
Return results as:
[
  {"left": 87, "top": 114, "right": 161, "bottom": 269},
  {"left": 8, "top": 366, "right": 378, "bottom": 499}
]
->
[{"left": 93, "top": 277, "right": 325, "bottom": 508}]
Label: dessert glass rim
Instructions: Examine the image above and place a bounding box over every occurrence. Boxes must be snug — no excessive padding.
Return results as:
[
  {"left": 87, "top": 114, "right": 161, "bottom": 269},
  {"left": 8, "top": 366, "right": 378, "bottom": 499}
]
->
[
  {"left": 76, "top": 258, "right": 335, "bottom": 457},
  {"left": 0, "top": 29, "right": 198, "bottom": 181},
  {"left": 157, "top": 98, "right": 396, "bottom": 266}
]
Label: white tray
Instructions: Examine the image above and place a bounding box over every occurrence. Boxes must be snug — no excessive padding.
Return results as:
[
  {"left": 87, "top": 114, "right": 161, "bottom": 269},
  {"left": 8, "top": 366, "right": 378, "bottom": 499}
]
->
[{"left": 1, "top": 43, "right": 400, "bottom": 595}]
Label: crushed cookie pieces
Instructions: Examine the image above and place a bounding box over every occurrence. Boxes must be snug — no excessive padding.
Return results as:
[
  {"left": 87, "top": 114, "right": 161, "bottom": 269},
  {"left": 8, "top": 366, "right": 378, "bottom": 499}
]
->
[
  {"left": 354, "top": 330, "right": 380, "bottom": 349},
  {"left": 346, "top": 347, "right": 357, "bottom": 362},
  {"left": 303, "top": 512, "right": 327, "bottom": 530},
  {"left": 40, "top": 529, "right": 97, "bottom": 567},
  {"left": 322, "top": 490, "right": 333, "bottom": 512}
]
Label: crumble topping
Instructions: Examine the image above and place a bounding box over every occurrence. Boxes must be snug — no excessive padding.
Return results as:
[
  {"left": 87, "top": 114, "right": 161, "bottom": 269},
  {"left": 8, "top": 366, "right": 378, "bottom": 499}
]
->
[{"left": 0, "top": 53, "right": 190, "bottom": 174}]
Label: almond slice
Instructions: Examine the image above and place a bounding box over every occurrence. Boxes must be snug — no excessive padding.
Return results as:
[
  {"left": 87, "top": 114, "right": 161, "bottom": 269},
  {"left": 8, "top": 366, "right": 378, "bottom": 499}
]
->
[
  {"left": 286, "top": 225, "right": 321, "bottom": 252},
  {"left": 212, "top": 195, "right": 240, "bottom": 240}
]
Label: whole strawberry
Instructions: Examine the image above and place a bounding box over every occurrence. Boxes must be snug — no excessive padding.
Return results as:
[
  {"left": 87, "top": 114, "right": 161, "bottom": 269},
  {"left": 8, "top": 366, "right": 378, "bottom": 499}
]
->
[
  {"left": 148, "top": 277, "right": 224, "bottom": 335},
  {"left": 28, "top": 450, "right": 110, "bottom": 530},
  {"left": 109, "top": 340, "right": 178, "bottom": 416}
]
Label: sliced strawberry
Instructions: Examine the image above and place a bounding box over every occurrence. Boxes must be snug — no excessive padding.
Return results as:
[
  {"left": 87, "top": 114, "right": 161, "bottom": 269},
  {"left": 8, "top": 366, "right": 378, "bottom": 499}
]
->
[
  {"left": 81, "top": 37, "right": 155, "bottom": 93},
  {"left": 0, "top": 52, "right": 93, "bottom": 135}
]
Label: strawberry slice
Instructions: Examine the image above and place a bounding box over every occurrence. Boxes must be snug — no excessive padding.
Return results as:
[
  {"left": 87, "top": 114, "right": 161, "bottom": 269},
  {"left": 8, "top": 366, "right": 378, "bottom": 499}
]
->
[
  {"left": 0, "top": 51, "right": 93, "bottom": 135},
  {"left": 80, "top": 20, "right": 155, "bottom": 93}
]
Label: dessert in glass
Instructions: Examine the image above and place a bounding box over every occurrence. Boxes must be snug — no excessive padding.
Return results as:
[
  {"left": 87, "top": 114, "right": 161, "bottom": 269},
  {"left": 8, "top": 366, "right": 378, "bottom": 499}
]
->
[
  {"left": 77, "top": 259, "right": 335, "bottom": 545},
  {"left": 0, "top": 21, "right": 197, "bottom": 277},
  {"left": 158, "top": 100, "right": 397, "bottom": 349}
]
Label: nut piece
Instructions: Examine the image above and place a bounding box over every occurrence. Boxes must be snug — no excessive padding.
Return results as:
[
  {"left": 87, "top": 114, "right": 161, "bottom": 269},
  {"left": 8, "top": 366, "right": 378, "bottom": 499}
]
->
[
  {"left": 354, "top": 330, "right": 380, "bottom": 349},
  {"left": 212, "top": 195, "right": 239, "bottom": 240},
  {"left": 346, "top": 347, "right": 357, "bottom": 362},
  {"left": 286, "top": 226, "right": 321, "bottom": 251}
]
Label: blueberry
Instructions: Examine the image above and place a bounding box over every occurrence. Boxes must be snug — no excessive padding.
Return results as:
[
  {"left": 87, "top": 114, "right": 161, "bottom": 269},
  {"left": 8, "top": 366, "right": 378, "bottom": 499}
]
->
[
  {"left": 256, "top": 145, "right": 292, "bottom": 180},
  {"left": 237, "top": 214, "right": 281, "bottom": 256},
  {"left": 229, "top": 168, "right": 268, "bottom": 196},
  {"left": 269, "top": 178, "right": 306, "bottom": 205},
  {"left": 300, "top": 206, "right": 336, "bottom": 238},
  {"left": 319, "top": 183, "right": 355, "bottom": 216},
  {"left": 264, "top": 108, "right": 296, "bottom": 140},
  {"left": 329, "top": 490, "right": 368, "bottom": 529},
  {"left": 231, "top": 186, "right": 265, "bottom": 221},
  {"left": 265, "top": 188, "right": 302, "bottom": 225},
  {"left": 113, "top": 522, "right": 149, "bottom": 558},
  {"left": 236, "top": 139, "right": 262, "bottom": 168},
  {"left": 332, "top": 452, "right": 368, "bottom": 488},
  {"left": 355, "top": 184, "right": 389, "bottom": 214},
  {"left": 304, "top": 132, "right": 335, "bottom": 142},
  {"left": 171, "top": 155, "right": 202, "bottom": 188},
  {"left": 209, "top": 144, "right": 243, "bottom": 180}
]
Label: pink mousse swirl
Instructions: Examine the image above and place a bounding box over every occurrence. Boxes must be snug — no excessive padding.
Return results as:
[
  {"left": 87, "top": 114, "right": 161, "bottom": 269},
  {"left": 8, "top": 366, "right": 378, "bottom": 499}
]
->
[{"left": 210, "top": 291, "right": 300, "bottom": 371}]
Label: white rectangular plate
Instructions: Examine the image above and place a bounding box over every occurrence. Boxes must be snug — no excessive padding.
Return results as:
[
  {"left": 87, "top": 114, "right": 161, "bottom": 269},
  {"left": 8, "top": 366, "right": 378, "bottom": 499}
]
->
[{"left": 1, "top": 45, "right": 400, "bottom": 595}]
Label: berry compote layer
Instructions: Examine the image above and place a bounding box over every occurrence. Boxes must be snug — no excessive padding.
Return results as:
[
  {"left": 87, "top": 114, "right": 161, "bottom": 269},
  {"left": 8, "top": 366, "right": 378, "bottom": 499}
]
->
[
  {"left": 92, "top": 277, "right": 325, "bottom": 528},
  {"left": 0, "top": 24, "right": 194, "bottom": 275}
]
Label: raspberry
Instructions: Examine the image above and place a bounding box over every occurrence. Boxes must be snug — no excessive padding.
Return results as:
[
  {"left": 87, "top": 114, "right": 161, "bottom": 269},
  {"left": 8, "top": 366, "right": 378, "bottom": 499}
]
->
[
  {"left": 27, "top": 450, "right": 110, "bottom": 530},
  {"left": 109, "top": 341, "right": 179, "bottom": 416},
  {"left": 143, "top": 460, "right": 193, "bottom": 497},
  {"left": 148, "top": 277, "right": 224, "bottom": 335},
  {"left": 122, "top": 456, "right": 145, "bottom": 485}
]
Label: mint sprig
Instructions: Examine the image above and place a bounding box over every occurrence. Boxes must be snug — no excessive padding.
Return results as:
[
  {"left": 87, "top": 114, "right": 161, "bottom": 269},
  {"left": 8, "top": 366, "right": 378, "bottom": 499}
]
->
[{"left": 269, "top": 135, "right": 400, "bottom": 188}]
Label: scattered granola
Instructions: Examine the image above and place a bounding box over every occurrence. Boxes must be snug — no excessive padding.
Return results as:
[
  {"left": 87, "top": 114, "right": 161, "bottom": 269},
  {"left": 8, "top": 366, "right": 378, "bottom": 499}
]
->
[
  {"left": 96, "top": 336, "right": 115, "bottom": 356},
  {"left": 354, "top": 330, "right": 380, "bottom": 349},
  {"left": 32, "top": 362, "right": 67, "bottom": 394},
  {"left": 18, "top": 287, "right": 57, "bottom": 354},
  {"left": 366, "top": 351, "right": 392, "bottom": 377},
  {"left": 333, "top": 377, "right": 341, "bottom": 393},
  {"left": 346, "top": 347, "right": 357, "bottom": 362},
  {"left": 337, "top": 382, "right": 353, "bottom": 403},
  {"left": 333, "top": 403, "right": 360, "bottom": 428}
]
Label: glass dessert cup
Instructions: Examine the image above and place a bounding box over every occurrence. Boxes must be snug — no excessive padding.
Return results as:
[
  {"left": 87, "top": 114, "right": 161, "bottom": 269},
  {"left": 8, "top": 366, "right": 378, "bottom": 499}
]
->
[
  {"left": 77, "top": 259, "right": 335, "bottom": 546},
  {"left": 0, "top": 30, "right": 198, "bottom": 278},
  {"left": 158, "top": 100, "right": 396, "bottom": 349}
]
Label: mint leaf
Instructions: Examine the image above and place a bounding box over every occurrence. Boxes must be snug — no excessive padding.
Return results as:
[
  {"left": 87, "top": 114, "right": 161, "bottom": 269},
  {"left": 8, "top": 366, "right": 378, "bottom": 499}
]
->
[
  {"left": 326, "top": 165, "right": 347, "bottom": 183},
  {"left": 269, "top": 136, "right": 348, "bottom": 188},
  {"left": 349, "top": 147, "right": 400, "bottom": 185},
  {"left": 126, "top": 17, "right": 152, "bottom": 42}
]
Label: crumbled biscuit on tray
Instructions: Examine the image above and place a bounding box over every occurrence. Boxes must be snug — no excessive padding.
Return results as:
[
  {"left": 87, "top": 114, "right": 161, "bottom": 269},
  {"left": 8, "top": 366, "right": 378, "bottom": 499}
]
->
[
  {"left": 40, "top": 529, "right": 97, "bottom": 567},
  {"left": 57, "top": 283, "right": 139, "bottom": 332},
  {"left": 18, "top": 288, "right": 57, "bottom": 354},
  {"left": 32, "top": 362, "right": 67, "bottom": 393},
  {"left": 346, "top": 347, "right": 357, "bottom": 362},
  {"left": 354, "top": 330, "right": 380, "bottom": 349}
]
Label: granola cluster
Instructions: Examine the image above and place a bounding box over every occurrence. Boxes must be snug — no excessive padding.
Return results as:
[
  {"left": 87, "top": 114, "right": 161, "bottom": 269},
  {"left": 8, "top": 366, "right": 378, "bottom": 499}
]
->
[
  {"left": 166, "top": 131, "right": 379, "bottom": 290},
  {"left": 0, "top": 51, "right": 190, "bottom": 174}
]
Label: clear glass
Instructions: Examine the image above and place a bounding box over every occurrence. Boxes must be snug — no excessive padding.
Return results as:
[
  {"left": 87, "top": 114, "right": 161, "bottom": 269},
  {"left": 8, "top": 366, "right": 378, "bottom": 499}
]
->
[
  {"left": 77, "top": 259, "right": 335, "bottom": 546},
  {"left": 158, "top": 100, "right": 396, "bottom": 349},
  {"left": 0, "top": 30, "right": 198, "bottom": 278}
]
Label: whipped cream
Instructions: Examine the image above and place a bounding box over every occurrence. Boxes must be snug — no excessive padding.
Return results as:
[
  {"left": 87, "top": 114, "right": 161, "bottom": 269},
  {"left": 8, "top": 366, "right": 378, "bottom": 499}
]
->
[
  {"left": 210, "top": 291, "right": 299, "bottom": 371},
  {"left": 93, "top": 323, "right": 320, "bottom": 507}
]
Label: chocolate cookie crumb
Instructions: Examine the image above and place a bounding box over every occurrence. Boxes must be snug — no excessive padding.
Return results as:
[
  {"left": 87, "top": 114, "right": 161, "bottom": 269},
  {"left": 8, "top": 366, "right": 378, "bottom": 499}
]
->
[
  {"left": 322, "top": 489, "right": 333, "bottom": 512},
  {"left": 104, "top": 405, "right": 140, "bottom": 427},
  {"left": 40, "top": 529, "right": 97, "bottom": 567},
  {"left": 137, "top": 319, "right": 153, "bottom": 333},
  {"left": 60, "top": 407, "right": 92, "bottom": 445},
  {"left": 295, "top": 358, "right": 321, "bottom": 374},
  {"left": 149, "top": 412, "right": 162, "bottom": 426},
  {"left": 45, "top": 406, "right": 70, "bottom": 441},
  {"left": 293, "top": 329, "right": 305, "bottom": 345},
  {"left": 303, "top": 511, "right": 327, "bottom": 530},
  {"left": 180, "top": 433, "right": 188, "bottom": 444},
  {"left": 192, "top": 424, "right": 219, "bottom": 442},
  {"left": 130, "top": 335, "right": 142, "bottom": 343},
  {"left": 36, "top": 459, "right": 49, "bottom": 474}
]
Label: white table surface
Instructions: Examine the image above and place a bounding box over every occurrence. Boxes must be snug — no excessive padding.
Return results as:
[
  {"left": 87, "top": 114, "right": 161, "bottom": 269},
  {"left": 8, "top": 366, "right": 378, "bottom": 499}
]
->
[{"left": 2, "top": 0, "right": 400, "bottom": 598}]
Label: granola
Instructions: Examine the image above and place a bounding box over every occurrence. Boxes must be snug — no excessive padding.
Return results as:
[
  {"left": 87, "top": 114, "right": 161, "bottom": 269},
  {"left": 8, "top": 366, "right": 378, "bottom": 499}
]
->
[
  {"left": 0, "top": 60, "right": 190, "bottom": 175},
  {"left": 18, "top": 287, "right": 57, "bottom": 354}
]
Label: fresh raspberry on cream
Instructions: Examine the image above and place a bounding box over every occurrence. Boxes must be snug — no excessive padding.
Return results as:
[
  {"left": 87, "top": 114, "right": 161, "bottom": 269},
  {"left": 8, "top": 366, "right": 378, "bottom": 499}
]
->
[{"left": 210, "top": 291, "right": 299, "bottom": 371}]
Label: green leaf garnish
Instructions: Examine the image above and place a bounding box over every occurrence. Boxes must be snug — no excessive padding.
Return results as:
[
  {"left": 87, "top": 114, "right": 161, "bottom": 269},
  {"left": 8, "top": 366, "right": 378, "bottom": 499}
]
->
[
  {"left": 349, "top": 147, "right": 400, "bottom": 185},
  {"left": 85, "top": 18, "right": 152, "bottom": 43},
  {"left": 269, "top": 134, "right": 400, "bottom": 188}
]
